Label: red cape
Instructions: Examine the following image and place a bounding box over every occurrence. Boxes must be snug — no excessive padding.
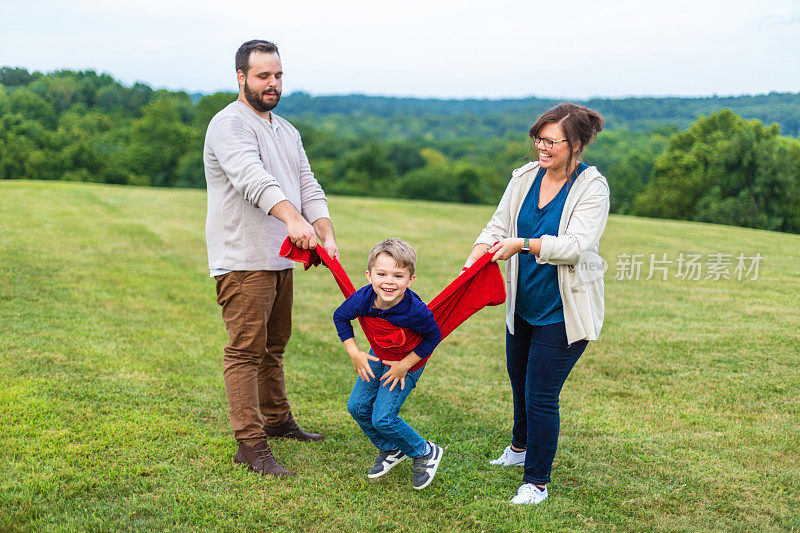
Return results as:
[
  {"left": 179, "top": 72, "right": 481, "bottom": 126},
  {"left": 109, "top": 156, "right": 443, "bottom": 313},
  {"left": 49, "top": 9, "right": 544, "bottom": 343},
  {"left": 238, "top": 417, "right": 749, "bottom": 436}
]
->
[{"left": 280, "top": 238, "right": 506, "bottom": 369}]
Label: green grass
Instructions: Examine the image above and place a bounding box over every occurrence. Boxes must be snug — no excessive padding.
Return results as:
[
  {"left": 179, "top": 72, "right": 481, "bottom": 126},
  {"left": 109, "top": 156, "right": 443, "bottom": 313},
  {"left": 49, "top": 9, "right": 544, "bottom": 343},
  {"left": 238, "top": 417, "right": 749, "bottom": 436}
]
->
[{"left": 1, "top": 179, "right": 799, "bottom": 532}]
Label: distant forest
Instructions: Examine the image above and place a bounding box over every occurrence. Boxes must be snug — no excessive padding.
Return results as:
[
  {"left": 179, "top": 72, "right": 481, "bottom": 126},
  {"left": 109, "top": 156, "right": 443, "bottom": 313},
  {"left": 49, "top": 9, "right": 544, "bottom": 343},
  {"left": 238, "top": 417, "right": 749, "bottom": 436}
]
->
[
  {"left": 274, "top": 91, "right": 800, "bottom": 139},
  {"left": 1, "top": 66, "right": 798, "bottom": 233}
]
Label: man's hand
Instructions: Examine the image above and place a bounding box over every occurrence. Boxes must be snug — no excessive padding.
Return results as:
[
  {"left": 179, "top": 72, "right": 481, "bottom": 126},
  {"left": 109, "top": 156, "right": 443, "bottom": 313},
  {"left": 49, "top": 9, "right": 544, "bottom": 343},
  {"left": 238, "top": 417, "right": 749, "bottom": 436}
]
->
[
  {"left": 286, "top": 216, "right": 316, "bottom": 250},
  {"left": 269, "top": 200, "right": 317, "bottom": 249},
  {"left": 344, "top": 339, "right": 379, "bottom": 382},
  {"left": 320, "top": 237, "right": 340, "bottom": 261},
  {"left": 312, "top": 218, "right": 339, "bottom": 260}
]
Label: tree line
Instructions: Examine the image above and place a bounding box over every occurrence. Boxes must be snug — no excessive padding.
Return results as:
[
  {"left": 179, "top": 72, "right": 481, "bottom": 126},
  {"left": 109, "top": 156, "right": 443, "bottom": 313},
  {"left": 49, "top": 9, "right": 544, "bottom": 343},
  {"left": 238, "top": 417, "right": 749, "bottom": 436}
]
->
[{"left": 1, "top": 67, "right": 798, "bottom": 233}]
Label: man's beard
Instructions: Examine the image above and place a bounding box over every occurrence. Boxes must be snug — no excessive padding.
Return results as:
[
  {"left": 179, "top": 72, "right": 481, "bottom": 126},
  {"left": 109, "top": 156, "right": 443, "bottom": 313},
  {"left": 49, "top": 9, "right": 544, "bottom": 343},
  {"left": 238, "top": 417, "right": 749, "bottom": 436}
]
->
[{"left": 243, "top": 80, "right": 281, "bottom": 112}]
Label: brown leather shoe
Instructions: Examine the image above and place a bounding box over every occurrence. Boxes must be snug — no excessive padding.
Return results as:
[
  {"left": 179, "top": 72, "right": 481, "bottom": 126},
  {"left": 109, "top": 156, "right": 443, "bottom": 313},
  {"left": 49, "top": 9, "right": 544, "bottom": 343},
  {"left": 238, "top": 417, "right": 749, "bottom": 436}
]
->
[
  {"left": 234, "top": 440, "right": 296, "bottom": 477},
  {"left": 263, "top": 413, "right": 325, "bottom": 441}
]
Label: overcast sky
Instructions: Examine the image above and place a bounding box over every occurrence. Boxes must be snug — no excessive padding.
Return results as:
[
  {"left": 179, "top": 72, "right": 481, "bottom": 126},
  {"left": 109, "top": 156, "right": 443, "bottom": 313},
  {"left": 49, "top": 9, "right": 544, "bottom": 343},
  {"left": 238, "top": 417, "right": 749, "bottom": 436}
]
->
[{"left": 2, "top": 0, "right": 799, "bottom": 99}]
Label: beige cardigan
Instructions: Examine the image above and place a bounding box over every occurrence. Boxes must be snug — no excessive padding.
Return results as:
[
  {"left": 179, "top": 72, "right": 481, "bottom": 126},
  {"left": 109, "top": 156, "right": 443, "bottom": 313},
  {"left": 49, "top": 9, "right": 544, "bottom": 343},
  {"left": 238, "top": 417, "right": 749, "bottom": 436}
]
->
[{"left": 474, "top": 161, "right": 610, "bottom": 343}]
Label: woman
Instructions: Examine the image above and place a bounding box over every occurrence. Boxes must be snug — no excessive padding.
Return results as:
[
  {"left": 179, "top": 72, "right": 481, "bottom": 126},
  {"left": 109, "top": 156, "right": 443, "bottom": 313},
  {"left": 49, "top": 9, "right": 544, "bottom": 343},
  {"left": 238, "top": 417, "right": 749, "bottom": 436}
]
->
[{"left": 464, "top": 103, "right": 609, "bottom": 505}]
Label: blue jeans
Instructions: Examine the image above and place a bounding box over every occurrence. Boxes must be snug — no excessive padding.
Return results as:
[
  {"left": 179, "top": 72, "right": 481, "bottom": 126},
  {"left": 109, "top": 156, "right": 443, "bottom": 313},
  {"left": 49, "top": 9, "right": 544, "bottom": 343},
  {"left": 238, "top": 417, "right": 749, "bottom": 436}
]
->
[
  {"left": 346, "top": 355, "right": 428, "bottom": 458},
  {"left": 506, "top": 316, "right": 588, "bottom": 484}
]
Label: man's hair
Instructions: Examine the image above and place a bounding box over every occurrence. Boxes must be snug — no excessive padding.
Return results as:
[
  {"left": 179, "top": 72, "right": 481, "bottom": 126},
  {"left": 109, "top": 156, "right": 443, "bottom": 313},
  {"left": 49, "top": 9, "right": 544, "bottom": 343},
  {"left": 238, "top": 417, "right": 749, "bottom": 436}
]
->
[
  {"left": 367, "top": 238, "right": 417, "bottom": 276},
  {"left": 235, "top": 40, "right": 280, "bottom": 74}
]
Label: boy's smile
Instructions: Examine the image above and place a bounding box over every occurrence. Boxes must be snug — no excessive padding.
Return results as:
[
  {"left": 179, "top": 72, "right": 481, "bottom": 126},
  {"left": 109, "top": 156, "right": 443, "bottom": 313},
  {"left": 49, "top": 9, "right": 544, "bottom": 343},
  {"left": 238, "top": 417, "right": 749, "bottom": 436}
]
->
[{"left": 366, "top": 253, "right": 416, "bottom": 310}]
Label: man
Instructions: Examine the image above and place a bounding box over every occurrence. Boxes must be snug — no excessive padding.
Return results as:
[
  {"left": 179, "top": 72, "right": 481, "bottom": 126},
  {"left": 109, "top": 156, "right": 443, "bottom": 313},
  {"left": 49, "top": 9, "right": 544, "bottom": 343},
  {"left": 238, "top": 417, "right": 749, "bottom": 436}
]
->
[{"left": 204, "top": 40, "right": 338, "bottom": 477}]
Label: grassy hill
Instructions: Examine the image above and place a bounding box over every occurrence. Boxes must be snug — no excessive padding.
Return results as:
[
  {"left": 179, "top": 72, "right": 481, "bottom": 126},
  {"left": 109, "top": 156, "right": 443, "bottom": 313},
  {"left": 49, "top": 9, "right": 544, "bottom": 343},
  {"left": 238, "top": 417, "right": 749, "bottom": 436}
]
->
[{"left": 1, "top": 180, "right": 798, "bottom": 531}]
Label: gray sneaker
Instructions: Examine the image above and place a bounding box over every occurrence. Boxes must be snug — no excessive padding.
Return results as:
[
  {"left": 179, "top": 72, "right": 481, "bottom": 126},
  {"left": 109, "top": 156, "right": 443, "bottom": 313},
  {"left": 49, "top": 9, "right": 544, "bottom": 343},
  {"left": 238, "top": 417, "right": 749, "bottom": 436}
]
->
[
  {"left": 367, "top": 448, "right": 408, "bottom": 478},
  {"left": 412, "top": 441, "right": 443, "bottom": 490}
]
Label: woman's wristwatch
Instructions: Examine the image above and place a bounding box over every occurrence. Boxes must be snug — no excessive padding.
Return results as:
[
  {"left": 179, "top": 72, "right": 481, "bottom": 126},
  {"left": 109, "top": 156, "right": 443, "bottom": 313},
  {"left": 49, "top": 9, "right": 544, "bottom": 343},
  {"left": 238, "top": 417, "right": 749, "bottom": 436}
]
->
[{"left": 520, "top": 238, "right": 530, "bottom": 255}]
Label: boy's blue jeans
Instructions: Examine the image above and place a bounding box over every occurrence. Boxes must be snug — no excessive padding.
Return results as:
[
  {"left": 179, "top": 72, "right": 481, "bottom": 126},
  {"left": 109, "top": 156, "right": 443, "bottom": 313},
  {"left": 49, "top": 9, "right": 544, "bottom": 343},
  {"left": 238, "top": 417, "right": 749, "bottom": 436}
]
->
[
  {"left": 346, "top": 355, "right": 428, "bottom": 458},
  {"left": 506, "top": 316, "right": 588, "bottom": 485}
]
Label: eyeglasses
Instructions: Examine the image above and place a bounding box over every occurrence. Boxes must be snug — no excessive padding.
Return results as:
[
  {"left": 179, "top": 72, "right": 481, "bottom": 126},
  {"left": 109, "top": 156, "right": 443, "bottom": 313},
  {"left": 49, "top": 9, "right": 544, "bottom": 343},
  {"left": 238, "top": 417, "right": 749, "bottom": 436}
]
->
[{"left": 533, "top": 136, "right": 569, "bottom": 149}]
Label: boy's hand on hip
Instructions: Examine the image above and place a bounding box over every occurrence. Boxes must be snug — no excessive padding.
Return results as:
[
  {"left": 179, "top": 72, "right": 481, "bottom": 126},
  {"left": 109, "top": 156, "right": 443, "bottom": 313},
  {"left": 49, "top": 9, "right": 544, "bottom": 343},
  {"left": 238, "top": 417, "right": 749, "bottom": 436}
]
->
[
  {"left": 380, "top": 359, "right": 413, "bottom": 391},
  {"left": 349, "top": 348, "right": 379, "bottom": 382}
]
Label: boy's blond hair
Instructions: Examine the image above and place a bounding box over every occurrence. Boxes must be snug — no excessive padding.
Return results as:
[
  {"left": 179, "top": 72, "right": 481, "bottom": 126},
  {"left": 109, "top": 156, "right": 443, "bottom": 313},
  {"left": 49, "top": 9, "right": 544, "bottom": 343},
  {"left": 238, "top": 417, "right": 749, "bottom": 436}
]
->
[{"left": 367, "top": 238, "right": 417, "bottom": 276}]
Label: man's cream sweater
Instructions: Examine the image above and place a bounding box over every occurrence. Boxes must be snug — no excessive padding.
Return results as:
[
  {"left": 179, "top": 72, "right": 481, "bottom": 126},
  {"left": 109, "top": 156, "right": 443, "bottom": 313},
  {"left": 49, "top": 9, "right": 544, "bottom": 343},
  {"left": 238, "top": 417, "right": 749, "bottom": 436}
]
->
[{"left": 204, "top": 101, "right": 329, "bottom": 272}]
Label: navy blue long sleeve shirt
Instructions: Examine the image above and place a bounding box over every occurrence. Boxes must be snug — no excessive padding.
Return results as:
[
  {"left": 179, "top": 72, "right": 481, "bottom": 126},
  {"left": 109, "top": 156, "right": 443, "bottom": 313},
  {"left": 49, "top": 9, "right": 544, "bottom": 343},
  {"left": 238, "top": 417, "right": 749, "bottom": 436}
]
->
[{"left": 333, "top": 285, "right": 442, "bottom": 359}]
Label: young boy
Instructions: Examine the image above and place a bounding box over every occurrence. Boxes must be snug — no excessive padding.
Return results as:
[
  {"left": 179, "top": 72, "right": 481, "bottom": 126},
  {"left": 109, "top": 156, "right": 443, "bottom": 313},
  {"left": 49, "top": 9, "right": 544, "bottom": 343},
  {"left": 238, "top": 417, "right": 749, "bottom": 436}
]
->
[{"left": 333, "top": 238, "right": 443, "bottom": 490}]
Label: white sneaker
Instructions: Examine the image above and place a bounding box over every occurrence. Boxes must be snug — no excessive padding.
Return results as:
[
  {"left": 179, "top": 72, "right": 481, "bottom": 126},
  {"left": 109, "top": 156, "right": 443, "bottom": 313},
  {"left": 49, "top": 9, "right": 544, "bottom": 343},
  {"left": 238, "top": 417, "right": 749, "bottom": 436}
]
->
[
  {"left": 489, "top": 445, "right": 525, "bottom": 466},
  {"left": 510, "top": 483, "right": 548, "bottom": 505}
]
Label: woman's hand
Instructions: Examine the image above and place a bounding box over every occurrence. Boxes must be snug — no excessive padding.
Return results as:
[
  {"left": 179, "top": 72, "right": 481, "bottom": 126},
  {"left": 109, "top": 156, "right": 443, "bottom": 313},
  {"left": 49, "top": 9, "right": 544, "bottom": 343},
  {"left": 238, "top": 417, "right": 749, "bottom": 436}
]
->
[
  {"left": 464, "top": 243, "right": 491, "bottom": 269},
  {"left": 488, "top": 238, "right": 524, "bottom": 262}
]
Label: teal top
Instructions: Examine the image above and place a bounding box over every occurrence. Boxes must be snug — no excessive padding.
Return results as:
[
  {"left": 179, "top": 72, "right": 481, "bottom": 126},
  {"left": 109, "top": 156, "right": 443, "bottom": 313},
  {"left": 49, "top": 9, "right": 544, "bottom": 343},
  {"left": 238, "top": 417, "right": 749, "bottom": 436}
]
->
[{"left": 515, "top": 163, "right": 587, "bottom": 326}]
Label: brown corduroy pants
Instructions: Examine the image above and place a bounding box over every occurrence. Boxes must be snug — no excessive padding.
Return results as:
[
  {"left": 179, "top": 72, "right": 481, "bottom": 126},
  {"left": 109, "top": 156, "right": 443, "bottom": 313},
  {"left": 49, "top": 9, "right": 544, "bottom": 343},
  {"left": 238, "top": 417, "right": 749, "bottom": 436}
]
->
[{"left": 215, "top": 270, "right": 293, "bottom": 443}]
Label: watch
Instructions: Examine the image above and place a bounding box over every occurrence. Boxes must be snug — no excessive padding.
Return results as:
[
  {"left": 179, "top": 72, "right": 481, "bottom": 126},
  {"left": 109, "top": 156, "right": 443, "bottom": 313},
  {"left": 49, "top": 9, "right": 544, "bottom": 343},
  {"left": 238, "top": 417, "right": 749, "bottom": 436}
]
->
[{"left": 520, "top": 238, "right": 530, "bottom": 255}]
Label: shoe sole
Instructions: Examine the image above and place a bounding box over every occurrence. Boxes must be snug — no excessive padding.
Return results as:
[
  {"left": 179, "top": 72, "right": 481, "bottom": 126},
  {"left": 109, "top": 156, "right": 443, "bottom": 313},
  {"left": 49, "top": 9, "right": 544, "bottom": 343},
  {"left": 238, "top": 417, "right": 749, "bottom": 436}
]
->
[
  {"left": 234, "top": 453, "right": 297, "bottom": 477},
  {"left": 489, "top": 459, "right": 524, "bottom": 467},
  {"left": 413, "top": 446, "right": 443, "bottom": 490},
  {"left": 267, "top": 436, "right": 325, "bottom": 442},
  {"left": 263, "top": 432, "right": 325, "bottom": 442},
  {"left": 510, "top": 494, "right": 547, "bottom": 505},
  {"left": 367, "top": 454, "right": 408, "bottom": 479}
]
